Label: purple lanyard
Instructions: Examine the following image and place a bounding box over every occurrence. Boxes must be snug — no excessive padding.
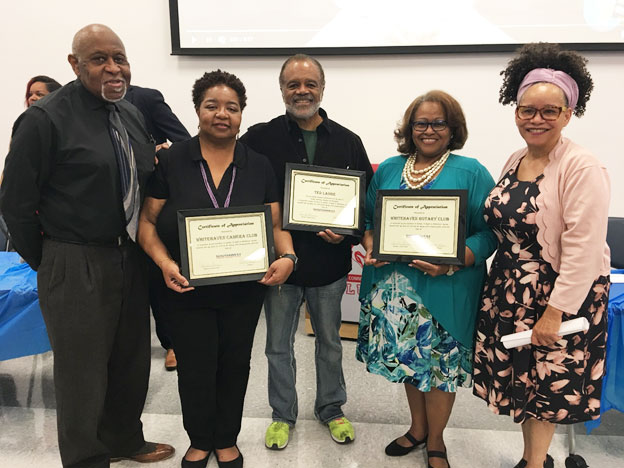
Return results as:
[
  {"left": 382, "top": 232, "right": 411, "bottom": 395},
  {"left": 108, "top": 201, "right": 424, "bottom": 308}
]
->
[{"left": 199, "top": 161, "right": 236, "bottom": 208}]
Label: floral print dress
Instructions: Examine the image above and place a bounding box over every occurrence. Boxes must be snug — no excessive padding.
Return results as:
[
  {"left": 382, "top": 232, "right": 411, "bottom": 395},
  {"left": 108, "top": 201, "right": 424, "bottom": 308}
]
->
[
  {"left": 356, "top": 177, "right": 473, "bottom": 393},
  {"left": 472, "top": 167, "right": 609, "bottom": 424}
]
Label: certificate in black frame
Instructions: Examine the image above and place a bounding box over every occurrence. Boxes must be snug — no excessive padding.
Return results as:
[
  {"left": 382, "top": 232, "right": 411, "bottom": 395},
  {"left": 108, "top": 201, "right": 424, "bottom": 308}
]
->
[
  {"left": 372, "top": 189, "right": 467, "bottom": 265},
  {"left": 283, "top": 163, "right": 366, "bottom": 237},
  {"left": 177, "top": 205, "right": 275, "bottom": 286}
]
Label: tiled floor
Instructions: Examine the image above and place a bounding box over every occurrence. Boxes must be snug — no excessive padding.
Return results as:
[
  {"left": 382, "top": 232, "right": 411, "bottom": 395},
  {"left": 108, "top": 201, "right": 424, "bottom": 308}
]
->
[{"left": 2, "top": 311, "right": 623, "bottom": 468}]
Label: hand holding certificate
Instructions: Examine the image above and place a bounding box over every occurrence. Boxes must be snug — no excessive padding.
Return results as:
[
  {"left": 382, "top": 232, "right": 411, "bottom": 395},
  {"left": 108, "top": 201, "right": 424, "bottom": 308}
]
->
[
  {"left": 177, "top": 205, "right": 276, "bottom": 286},
  {"left": 372, "top": 189, "right": 467, "bottom": 265},
  {"left": 283, "top": 163, "right": 366, "bottom": 236}
]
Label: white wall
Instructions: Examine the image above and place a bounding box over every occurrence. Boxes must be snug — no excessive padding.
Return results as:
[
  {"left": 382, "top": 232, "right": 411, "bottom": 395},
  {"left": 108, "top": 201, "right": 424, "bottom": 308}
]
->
[{"left": 2, "top": 1, "right": 623, "bottom": 214}]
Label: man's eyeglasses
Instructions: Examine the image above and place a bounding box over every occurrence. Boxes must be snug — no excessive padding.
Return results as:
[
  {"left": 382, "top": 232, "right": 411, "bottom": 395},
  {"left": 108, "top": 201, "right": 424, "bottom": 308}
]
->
[
  {"left": 411, "top": 120, "right": 448, "bottom": 132},
  {"left": 515, "top": 105, "right": 567, "bottom": 121}
]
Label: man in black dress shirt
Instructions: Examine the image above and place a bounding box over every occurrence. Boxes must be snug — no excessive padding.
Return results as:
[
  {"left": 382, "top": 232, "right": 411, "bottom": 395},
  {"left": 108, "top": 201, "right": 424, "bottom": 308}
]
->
[
  {"left": 0, "top": 24, "right": 174, "bottom": 467},
  {"left": 240, "top": 54, "right": 373, "bottom": 450}
]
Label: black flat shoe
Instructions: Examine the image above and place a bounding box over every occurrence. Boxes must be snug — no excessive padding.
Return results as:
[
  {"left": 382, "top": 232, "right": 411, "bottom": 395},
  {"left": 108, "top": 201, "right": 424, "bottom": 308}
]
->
[
  {"left": 217, "top": 448, "right": 243, "bottom": 468},
  {"left": 514, "top": 454, "right": 554, "bottom": 468},
  {"left": 181, "top": 448, "right": 211, "bottom": 468},
  {"left": 427, "top": 449, "right": 450, "bottom": 468},
  {"left": 385, "top": 432, "right": 427, "bottom": 456}
]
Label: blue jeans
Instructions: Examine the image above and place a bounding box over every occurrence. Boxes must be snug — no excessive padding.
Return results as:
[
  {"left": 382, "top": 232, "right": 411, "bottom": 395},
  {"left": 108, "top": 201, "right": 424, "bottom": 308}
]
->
[{"left": 264, "top": 275, "right": 348, "bottom": 426}]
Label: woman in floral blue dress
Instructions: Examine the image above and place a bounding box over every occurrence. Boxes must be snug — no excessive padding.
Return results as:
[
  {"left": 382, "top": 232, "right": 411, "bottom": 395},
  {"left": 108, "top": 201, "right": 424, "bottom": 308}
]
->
[{"left": 357, "top": 90, "right": 496, "bottom": 468}]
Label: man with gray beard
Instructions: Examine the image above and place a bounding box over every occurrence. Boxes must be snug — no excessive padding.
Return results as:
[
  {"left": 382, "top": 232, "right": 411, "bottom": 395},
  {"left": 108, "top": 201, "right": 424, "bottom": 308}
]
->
[
  {"left": 240, "top": 54, "right": 373, "bottom": 450},
  {"left": 0, "top": 24, "right": 174, "bottom": 467}
]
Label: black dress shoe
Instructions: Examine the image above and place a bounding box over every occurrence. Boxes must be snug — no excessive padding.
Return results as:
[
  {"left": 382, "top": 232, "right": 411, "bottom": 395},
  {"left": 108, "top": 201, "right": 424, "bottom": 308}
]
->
[
  {"left": 181, "top": 448, "right": 211, "bottom": 468},
  {"left": 217, "top": 447, "right": 243, "bottom": 468},
  {"left": 385, "top": 432, "right": 427, "bottom": 456},
  {"left": 514, "top": 454, "right": 554, "bottom": 468},
  {"left": 427, "top": 448, "right": 450, "bottom": 468}
]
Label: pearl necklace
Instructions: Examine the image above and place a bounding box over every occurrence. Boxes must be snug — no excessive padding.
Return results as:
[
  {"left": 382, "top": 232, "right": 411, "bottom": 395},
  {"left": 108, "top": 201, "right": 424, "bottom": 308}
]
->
[{"left": 402, "top": 150, "right": 450, "bottom": 189}]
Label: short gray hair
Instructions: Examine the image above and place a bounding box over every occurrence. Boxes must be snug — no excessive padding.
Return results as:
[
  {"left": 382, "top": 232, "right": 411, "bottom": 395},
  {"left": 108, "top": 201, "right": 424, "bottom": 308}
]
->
[{"left": 279, "top": 54, "right": 325, "bottom": 87}]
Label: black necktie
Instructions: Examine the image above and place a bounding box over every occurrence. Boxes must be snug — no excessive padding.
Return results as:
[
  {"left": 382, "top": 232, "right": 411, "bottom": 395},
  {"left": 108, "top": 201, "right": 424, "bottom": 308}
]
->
[{"left": 106, "top": 103, "right": 140, "bottom": 241}]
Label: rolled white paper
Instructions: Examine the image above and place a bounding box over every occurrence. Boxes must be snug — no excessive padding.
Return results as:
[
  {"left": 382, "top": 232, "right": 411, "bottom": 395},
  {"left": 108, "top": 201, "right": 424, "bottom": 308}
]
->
[
  {"left": 501, "top": 317, "right": 590, "bottom": 349},
  {"left": 610, "top": 273, "right": 624, "bottom": 284}
]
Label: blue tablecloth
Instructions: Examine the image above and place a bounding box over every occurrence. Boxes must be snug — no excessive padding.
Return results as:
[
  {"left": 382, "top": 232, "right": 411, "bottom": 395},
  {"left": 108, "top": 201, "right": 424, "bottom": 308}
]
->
[
  {"left": 0, "top": 252, "right": 50, "bottom": 360},
  {"left": 585, "top": 269, "right": 624, "bottom": 433}
]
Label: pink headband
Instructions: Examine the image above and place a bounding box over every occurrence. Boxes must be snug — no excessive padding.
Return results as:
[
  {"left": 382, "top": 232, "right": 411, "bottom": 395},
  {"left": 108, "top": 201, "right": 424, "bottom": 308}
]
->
[{"left": 516, "top": 68, "right": 579, "bottom": 110}]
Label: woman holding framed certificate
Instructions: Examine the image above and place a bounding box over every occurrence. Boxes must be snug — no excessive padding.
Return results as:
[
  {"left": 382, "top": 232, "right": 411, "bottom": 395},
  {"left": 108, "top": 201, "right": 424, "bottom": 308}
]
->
[
  {"left": 138, "top": 70, "right": 295, "bottom": 468},
  {"left": 357, "top": 90, "right": 497, "bottom": 468},
  {"left": 472, "top": 43, "right": 611, "bottom": 468}
]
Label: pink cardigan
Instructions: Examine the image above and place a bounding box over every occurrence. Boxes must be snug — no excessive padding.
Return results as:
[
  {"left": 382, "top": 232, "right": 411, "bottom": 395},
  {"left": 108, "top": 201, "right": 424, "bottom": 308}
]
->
[{"left": 499, "top": 137, "right": 611, "bottom": 315}]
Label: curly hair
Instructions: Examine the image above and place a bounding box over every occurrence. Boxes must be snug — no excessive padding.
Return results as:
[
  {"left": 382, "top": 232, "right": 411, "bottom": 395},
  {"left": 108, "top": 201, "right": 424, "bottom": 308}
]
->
[
  {"left": 394, "top": 90, "right": 468, "bottom": 155},
  {"left": 192, "top": 69, "right": 247, "bottom": 111},
  {"left": 499, "top": 43, "right": 593, "bottom": 117}
]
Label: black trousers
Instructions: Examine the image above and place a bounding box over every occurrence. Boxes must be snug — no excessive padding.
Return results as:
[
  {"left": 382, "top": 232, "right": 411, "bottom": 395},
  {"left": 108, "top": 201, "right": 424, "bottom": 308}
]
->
[
  {"left": 37, "top": 239, "right": 150, "bottom": 468},
  {"left": 147, "top": 257, "right": 173, "bottom": 350},
  {"left": 164, "top": 282, "right": 265, "bottom": 450}
]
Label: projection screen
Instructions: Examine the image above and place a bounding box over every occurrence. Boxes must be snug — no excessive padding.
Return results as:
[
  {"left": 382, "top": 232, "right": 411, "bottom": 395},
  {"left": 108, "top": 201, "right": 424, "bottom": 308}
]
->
[{"left": 170, "top": 0, "right": 624, "bottom": 55}]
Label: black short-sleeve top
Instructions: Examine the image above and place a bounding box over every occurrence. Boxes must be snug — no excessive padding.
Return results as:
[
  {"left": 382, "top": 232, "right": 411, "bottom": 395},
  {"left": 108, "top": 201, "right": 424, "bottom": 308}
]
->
[{"left": 146, "top": 136, "right": 279, "bottom": 265}]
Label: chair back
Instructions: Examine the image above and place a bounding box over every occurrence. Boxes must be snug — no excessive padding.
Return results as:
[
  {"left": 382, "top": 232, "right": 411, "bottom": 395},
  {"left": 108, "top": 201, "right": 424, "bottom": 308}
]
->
[{"left": 607, "top": 217, "right": 624, "bottom": 269}]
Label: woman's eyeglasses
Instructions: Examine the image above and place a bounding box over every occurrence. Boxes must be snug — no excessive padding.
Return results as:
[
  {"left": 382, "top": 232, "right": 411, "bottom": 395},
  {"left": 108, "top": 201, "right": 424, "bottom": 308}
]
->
[
  {"left": 411, "top": 120, "right": 448, "bottom": 132},
  {"left": 515, "top": 105, "right": 567, "bottom": 121}
]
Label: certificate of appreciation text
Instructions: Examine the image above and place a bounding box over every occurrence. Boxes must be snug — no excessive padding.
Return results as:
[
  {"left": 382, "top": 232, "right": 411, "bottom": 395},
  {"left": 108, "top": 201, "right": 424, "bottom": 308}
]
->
[
  {"left": 178, "top": 206, "right": 275, "bottom": 286},
  {"left": 373, "top": 190, "right": 466, "bottom": 265}
]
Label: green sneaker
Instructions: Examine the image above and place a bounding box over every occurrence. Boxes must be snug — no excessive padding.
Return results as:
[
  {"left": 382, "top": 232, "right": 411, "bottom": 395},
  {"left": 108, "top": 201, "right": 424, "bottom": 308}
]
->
[
  {"left": 265, "top": 421, "right": 290, "bottom": 450},
  {"left": 328, "top": 417, "right": 355, "bottom": 444}
]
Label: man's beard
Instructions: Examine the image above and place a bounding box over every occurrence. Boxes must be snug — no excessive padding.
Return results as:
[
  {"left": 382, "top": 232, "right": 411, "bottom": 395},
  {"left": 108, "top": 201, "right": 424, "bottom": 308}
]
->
[
  {"left": 101, "top": 82, "right": 127, "bottom": 103},
  {"left": 285, "top": 98, "right": 320, "bottom": 120}
]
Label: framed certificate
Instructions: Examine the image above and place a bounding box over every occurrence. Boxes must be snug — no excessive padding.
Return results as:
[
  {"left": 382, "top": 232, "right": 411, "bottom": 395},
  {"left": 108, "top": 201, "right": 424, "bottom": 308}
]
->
[
  {"left": 372, "top": 190, "right": 467, "bottom": 265},
  {"left": 177, "top": 205, "right": 275, "bottom": 286},
  {"left": 283, "top": 163, "right": 366, "bottom": 236}
]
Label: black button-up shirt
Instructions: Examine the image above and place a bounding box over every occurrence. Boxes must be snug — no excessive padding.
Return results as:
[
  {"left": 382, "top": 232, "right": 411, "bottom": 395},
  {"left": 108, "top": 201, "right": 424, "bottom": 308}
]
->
[
  {"left": 146, "top": 136, "right": 279, "bottom": 308},
  {"left": 240, "top": 108, "right": 373, "bottom": 286},
  {"left": 147, "top": 136, "right": 279, "bottom": 265},
  {"left": 0, "top": 80, "right": 154, "bottom": 270}
]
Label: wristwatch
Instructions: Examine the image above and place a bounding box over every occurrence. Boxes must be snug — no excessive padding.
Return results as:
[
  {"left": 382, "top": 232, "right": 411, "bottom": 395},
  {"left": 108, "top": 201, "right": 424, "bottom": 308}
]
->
[
  {"left": 279, "top": 253, "right": 298, "bottom": 271},
  {"left": 446, "top": 264, "right": 457, "bottom": 276}
]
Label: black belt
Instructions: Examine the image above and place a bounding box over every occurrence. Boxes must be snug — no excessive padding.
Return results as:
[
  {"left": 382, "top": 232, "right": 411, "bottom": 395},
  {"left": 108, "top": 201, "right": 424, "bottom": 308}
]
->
[{"left": 45, "top": 233, "right": 130, "bottom": 248}]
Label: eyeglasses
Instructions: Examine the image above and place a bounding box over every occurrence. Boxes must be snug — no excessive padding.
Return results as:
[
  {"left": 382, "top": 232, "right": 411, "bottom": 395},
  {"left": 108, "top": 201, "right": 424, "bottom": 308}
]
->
[
  {"left": 515, "top": 105, "right": 567, "bottom": 121},
  {"left": 411, "top": 120, "right": 448, "bottom": 132}
]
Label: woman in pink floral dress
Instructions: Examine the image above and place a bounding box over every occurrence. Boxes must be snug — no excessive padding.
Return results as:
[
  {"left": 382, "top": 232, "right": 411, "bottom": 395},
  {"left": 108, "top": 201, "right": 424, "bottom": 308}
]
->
[{"left": 473, "top": 43, "right": 611, "bottom": 468}]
